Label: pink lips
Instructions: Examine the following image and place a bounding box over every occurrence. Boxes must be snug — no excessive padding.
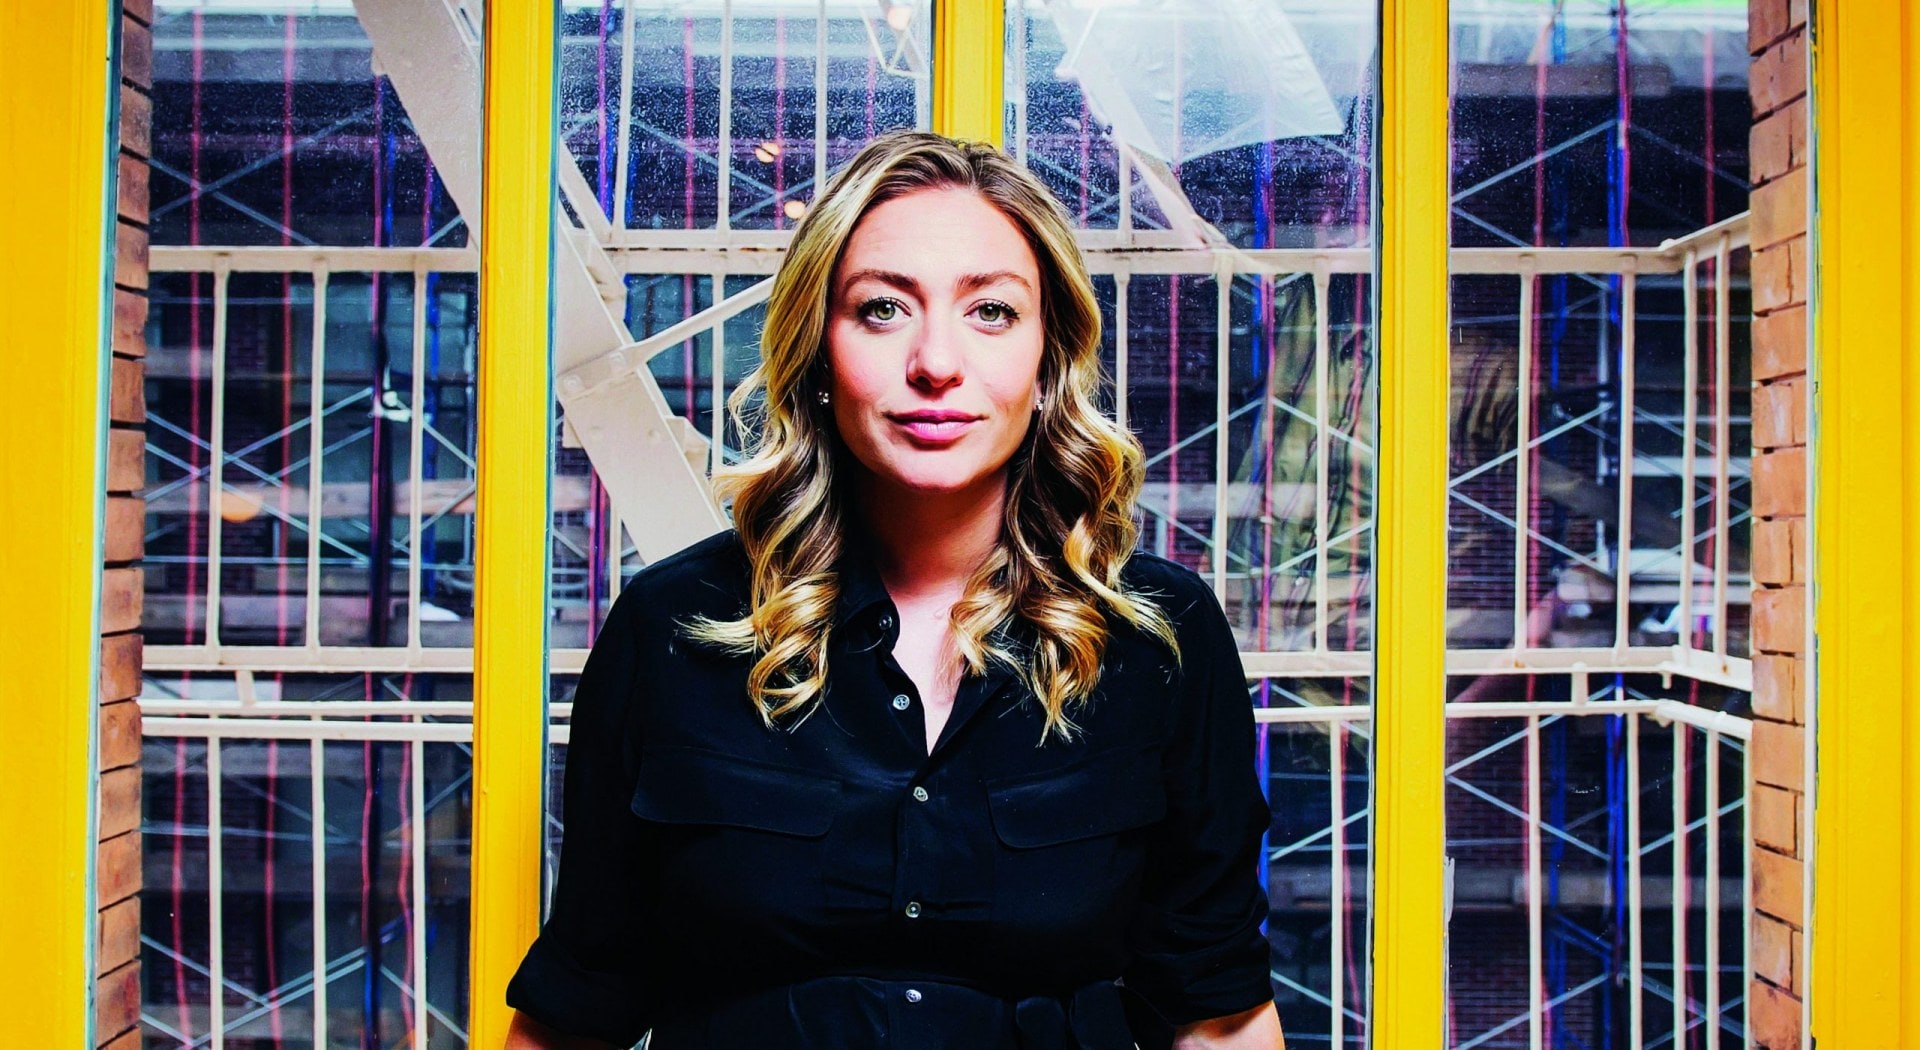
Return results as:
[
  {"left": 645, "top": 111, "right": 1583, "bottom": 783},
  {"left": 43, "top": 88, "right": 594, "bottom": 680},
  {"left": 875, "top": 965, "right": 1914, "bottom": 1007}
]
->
[{"left": 888, "top": 409, "right": 981, "bottom": 444}]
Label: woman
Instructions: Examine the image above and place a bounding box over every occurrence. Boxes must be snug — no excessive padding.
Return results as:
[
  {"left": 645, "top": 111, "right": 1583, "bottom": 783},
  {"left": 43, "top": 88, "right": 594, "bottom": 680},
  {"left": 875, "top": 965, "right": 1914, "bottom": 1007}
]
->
[{"left": 505, "top": 130, "right": 1285, "bottom": 1050}]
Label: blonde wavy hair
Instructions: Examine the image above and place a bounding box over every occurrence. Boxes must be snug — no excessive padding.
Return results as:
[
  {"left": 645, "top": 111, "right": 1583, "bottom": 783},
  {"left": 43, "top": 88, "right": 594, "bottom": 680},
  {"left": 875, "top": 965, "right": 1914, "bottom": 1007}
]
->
[{"left": 685, "top": 129, "right": 1178, "bottom": 743}]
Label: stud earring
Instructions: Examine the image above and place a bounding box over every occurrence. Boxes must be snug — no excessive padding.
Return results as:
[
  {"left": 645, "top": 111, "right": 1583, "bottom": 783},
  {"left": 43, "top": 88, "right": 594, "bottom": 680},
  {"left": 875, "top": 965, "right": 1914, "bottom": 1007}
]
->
[
  {"left": 1035, "top": 394, "right": 1046, "bottom": 412},
  {"left": 816, "top": 389, "right": 831, "bottom": 406}
]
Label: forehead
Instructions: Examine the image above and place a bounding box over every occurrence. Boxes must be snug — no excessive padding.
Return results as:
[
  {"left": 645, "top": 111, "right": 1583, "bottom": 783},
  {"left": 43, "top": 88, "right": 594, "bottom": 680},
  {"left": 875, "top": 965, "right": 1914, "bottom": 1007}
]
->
[{"left": 834, "top": 186, "right": 1039, "bottom": 289}]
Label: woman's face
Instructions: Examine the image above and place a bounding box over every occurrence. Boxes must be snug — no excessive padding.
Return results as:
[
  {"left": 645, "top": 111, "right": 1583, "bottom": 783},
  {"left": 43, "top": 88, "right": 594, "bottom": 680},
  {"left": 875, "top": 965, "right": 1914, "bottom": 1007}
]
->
[{"left": 824, "top": 186, "right": 1046, "bottom": 502}]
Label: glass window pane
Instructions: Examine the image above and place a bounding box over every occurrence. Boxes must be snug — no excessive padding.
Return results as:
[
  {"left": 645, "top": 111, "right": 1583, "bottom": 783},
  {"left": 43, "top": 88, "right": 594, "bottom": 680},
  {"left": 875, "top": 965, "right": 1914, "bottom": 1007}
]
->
[
  {"left": 1446, "top": 4, "right": 1755, "bottom": 1046},
  {"left": 143, "top": 3, "right": 489, "bottom": 1042}
]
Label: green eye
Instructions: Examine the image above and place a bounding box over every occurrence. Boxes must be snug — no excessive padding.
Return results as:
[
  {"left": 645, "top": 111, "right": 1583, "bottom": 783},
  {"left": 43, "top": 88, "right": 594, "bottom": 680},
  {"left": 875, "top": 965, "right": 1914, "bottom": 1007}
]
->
[
  {"left": 976, "top": 300, "right": 1020, "bottom": 326},
  {"left": 862, "top": 298, "right": 898, "bottom": 322}
]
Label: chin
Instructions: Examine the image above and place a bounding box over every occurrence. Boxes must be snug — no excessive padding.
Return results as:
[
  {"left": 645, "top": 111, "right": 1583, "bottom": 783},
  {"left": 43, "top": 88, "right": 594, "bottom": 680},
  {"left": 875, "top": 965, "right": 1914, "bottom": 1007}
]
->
[{"left": 871, "top": 457, "right": 996, "bottom": 496}]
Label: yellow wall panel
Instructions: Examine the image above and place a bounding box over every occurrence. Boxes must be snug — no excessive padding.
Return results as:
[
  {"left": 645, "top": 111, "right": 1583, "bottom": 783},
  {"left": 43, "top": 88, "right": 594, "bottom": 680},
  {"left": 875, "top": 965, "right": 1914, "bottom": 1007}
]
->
[
  {"left": 468, "top": 1, "right": 558, "bottom": 1044},
  {"left": 0, "top": 2, "right": 117, "bottom": 1044},
  {"left": 1810, "top": 0, "right": 1920, "bottom": 1043}
]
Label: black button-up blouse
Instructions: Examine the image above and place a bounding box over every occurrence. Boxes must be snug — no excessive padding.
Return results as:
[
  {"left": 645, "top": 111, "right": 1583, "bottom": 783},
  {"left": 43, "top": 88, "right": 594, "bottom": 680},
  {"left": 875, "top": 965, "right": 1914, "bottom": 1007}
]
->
[{"left": 506, "top": 529, "right": 1273, "bottom": 1049}]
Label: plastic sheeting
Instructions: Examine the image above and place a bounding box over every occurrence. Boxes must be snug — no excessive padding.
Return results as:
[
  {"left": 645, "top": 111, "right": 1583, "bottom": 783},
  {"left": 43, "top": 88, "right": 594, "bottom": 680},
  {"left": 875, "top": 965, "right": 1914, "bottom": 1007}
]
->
[{"left": 1045, "top": 0, "right": 1344, "bottom": 163}]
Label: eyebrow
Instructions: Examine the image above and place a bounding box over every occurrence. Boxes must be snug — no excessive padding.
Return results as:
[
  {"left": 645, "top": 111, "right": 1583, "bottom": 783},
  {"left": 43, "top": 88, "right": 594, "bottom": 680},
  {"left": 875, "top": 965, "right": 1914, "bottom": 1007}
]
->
[{"left": 839, "top": 268, "right": 1034, "bottom": 298}]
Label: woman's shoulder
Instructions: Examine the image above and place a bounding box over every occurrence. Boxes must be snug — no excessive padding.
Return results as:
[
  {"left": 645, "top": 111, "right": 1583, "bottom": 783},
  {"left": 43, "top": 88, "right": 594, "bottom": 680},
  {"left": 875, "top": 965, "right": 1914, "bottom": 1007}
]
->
[
  {"left": 1112, "top": 549, "right": 1242, "bottom": 668},
  {"left": 1116, "top": 549, "right": 1217, "bottom": 621},
  {"left": 610, "top": 528, "right": 752, "bottom": 627}
]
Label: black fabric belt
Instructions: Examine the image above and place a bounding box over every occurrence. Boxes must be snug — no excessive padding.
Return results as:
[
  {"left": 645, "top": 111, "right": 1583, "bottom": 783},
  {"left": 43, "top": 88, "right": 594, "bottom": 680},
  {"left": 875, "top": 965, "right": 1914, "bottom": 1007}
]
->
[{"left": 644, "top": 973, "right": 1142, "bottom": 1050}]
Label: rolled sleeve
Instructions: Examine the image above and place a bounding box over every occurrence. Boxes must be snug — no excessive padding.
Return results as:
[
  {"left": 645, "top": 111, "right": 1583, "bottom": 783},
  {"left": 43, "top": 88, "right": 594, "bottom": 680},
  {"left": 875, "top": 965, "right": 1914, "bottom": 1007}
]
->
[
  {"left": 504, "top": 582, "right": 656, "bottom": 1048},
  {"left": 1122, "top": 579, "right": 1274, "bottom": 1032}
]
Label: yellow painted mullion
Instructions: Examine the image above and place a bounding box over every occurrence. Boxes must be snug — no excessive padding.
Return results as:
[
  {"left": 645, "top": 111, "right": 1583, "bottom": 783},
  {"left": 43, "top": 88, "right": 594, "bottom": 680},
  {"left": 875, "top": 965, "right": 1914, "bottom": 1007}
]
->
[
  {"left": 1809, "top": 1, "right": 1918, "bottom": 1043},
  {"left": 932, "top": 0, "right": 1004, "bottom": 147},
  {"left": 469, "top": 0, "right": 558, "bottom": 1045},
  {"left": 1372, "top": 0, "right": 1450, "bottom": 1044},
  {"left": 0, "top": 2, "right": 115, "bottom": 1044},
  {"left": 0, "top": 2, "right": 117, "bottom": 1043}
]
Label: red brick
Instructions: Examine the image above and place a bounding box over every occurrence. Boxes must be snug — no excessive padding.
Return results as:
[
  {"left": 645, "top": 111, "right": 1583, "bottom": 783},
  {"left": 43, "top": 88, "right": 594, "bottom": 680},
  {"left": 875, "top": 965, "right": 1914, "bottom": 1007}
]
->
[
  {"left": 1751, "top": 976, "right": 1803, "bottom": 1050},
  {"left": 1752, "top": 653, "right": 1805, "bottom": 724},
  {"left": 113, "top": 288, "right": 147, "bottom": 359},
  {"left": 1753, "top": 910, "right": 1797, "bottom": 992},
  {"left": 121, "top": 0, "right": 152, "bottom": 27},
  {"left": 1753, "top": 845, "right": 1805, "bottom": 927},
  {"left": 107, "top": 427, "right": 144, "bottom": 493},
  {"left": 97, "top": 897, "right": 140, "bottom": 977},
  {"left": 99, "top": 633, "right": 142, "bottom": 702},
  {"left": 1752, "top": 584, "right": 1808, "bottom": 655},
  {"left": 105, "top": 495, "right": 144, "bottom": 565},
  {"left": 94, "top": 961, "right": 139, "bottom": 1042},
  {"left": 1750, "top": 105, "right": 1795, "bottom": 185},
  {"left": 1750, "top": 30, "right": 1808, "bottom": 117},
  {"left": 115, "top": 153, "right": 148, "bottom": 227},
  {"left": 1751, "top": 166, "right": 1809, "bottom": 250},
  {"left": 1751, "top": 517, "right": 1796, "bottom": 586},
  {"left": 1781, "top": 98, "right": 1809, "bottom": 172},
  {"left": 118, "top": 85, "right": 150, "bottom": 161},
  {"left": 102, "top": 1029, "right": 142, "bottom": 1050},
  {"left": 1753, "top": 447, "right": 1808, "bottom": 517},
  {"left": 97, "top": 766, "right": 141, "bottom": 840},
  {"left": 1753, "top": 782, "right": 1799, "bottom": 856},
  {"left": 109, "top": 354, "right": 144, "bottom": 425},
  {"left": 120, "top": 15, "right": 152, "bottom": 93},
  {"left": 1753, "top": 305, "right": 1807, "bottom": 380},
  {"left": 1749, "top": 0, "right": 1789, "bottom": 53},
  {"left": 1752, "top": 375, "right": 1805, "bottom": 450},
  {"left": 1753, "top": 718, "right": 1807, "bottom": 792},
  {"left": 1751, "top": 238, "right": 1802, "bottom": 314},
  {"left": 96, "top": 831, "right": 140, "bottom": 910},
  {"left": 1788, "top": 0, "right": 1808, "bottom": 32},
  {"left": 100, "top": 567, "right": 143, "bottom": 636},
  {"left": 100, "top": 698, "right": 142, "bottom": 772},
  {"left": 113, "top": 219, "right": 147, "bottom": 292}
]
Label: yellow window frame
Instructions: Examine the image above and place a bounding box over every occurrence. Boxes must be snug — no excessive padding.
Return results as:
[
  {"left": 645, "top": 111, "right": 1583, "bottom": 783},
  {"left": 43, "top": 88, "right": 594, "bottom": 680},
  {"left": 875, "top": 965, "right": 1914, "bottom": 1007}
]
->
[
  {"left": 1809, "top": 0, "right": 1920, "bottom": 1043},
  {"left": 0, "top": 2, "right": 117, "bottom": 1044},
  {"left": 466, "top": 1, "right": 560, "bottom": 1048}
]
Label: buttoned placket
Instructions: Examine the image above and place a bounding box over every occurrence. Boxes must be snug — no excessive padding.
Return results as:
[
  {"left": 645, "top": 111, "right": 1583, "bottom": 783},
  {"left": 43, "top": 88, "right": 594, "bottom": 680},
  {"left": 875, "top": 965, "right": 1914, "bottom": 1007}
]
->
[
  {"left": 865, "top": 603, "right": 936, "bottom": 928},
  {"left": 859, "top": 600, "right": 1020, "bottom": 940}
]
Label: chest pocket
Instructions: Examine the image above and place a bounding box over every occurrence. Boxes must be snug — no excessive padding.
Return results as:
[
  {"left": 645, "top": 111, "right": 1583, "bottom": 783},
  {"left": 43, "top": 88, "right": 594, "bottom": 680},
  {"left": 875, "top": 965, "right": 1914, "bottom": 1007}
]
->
[
  {"left": 982, "top": 744, "right": 1168, "bottom": 953},
  {"left": 630, "top": 744, "right": 841, "bottom": 837},
  {"left": 985, "top": 743, "right": 1167, "bottom": 848},
  {"left": 628, "top": 744, "right": 841, "bottom": 929}
]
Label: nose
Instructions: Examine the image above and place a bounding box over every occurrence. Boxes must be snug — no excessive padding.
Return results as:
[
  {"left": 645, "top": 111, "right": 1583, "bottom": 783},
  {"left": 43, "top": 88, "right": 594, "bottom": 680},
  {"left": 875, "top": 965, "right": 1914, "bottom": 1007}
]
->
[{"left": 905, "top": 310, "right": 964, "bottom": 391}]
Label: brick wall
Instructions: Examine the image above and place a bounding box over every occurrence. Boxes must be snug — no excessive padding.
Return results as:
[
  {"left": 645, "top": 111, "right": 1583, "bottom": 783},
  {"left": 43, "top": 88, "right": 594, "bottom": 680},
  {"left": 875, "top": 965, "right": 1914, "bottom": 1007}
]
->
[
  {"left": 1747, "top": 3, "right": 1809, "bottom": 1048},
  {"left": 98, "top": 3, "right": 152, "bottom": 1047}
]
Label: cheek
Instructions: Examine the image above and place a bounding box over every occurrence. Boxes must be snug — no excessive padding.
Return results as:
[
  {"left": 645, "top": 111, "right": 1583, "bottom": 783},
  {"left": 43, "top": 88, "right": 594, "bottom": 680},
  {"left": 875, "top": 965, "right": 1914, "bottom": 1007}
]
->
[
  {"left": 988, "top": 340, "right": 1048, "bottom": 412},
  {"left": 824, "top": 330, "right": 887, "bottom": 408}
]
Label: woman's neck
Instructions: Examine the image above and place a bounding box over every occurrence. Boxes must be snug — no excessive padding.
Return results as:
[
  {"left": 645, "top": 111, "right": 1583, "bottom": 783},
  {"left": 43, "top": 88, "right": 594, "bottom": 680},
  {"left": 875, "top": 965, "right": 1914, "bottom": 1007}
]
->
[{"left": 851, "top": 471, "right": 1006, "bottom": 603}]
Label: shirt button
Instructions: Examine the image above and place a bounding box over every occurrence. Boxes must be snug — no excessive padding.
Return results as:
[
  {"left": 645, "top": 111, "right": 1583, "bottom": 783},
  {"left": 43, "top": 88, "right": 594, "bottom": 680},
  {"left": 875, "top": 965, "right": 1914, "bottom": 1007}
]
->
[
  {"left": 904, "top": 988, "right": 923, "bottom": 1004},
  {"left": 891, "top": 694, "right": 911, "bottom": 710},
  {"left": 904, "top": 901, "right": 922, "bottom": 919},
  {"left": 878, "top": 613, "right": 895, "bottom": 630},
  {"left": 911, "top": 786, "right": 930, "bottom": 802}
]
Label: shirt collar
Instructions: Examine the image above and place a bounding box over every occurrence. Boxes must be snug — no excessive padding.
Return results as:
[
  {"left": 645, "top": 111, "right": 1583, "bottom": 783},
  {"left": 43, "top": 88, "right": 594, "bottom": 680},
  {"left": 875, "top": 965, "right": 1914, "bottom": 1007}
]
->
[
  {"left": 831, "top": 525, "right": 895, "bottom": 630},
  {"left": 828, "top": 526, "right": 1026, "bottom": 722}
]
